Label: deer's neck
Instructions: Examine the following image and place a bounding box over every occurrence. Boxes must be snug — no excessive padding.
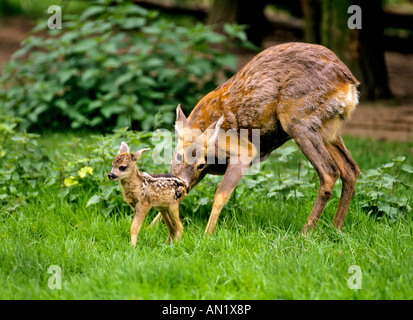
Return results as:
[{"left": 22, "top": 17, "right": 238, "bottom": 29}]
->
[
  {"left": 188, "top": 89, "right": 225, "bottom": 131},
  {"left": 119, "top": 170, "right": 144, "bottom": 193}
]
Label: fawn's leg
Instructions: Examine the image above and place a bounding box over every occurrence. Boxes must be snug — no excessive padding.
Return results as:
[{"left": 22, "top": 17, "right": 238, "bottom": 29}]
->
[
  {"left": 131, "top": 204, "right": 150, "bottom": 246},
  {"left": 159, "top": 209, "right": 176, "bottom": 244},
  {"left": 205, "top": 163, "right": 249, "bottom": 235},
  {"left": 147, "top": 212, "right": 163, "bottom": 230},
  {"left": 288, "top": 129, "right": 340, "bottom": 235},
  {"left": 167, "top": 203, "right": 184, "bottom": 242},
  {"left": 326, "top": 135, "right": 360, "bottom": 230}
]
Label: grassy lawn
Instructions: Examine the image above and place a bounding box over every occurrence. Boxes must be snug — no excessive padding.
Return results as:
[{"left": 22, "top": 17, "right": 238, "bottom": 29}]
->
[{"left": 0, "top": 134, "right": 412, "bottom": 299}]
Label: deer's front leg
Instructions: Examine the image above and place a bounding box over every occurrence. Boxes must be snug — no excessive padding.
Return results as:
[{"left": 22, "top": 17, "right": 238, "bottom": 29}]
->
[
  {"left": 131, "top": 203, "right": 150, "bottom": 246},
  {"left": 205, "top": 163, "right": 249, "bottom": 235}
]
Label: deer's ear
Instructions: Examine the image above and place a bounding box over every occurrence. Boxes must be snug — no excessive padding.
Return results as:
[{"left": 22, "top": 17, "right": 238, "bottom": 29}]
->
[
  {"left": 175, "top": 104, "right": 188, "bottom": 132},
  {"left": 206, "top": 116, "right": 224, "bottom": 146},
  {"left": 131, "top": 148, "right": 150, "bottom": 162},
  {"left": 194, "top": 116, "right": 225, "bottom": 158},
  {"left": 197, "top": 116, "right": 224, "bottom": 146},
  {"left": 119, "top": 141, "right": 130, "bottom": 154}
]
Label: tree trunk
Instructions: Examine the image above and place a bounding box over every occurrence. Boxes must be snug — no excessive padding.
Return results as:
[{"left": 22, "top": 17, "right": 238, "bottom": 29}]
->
[
  {"left": 207, "top": 0, "right": 269, "bottom": 46},
  {"left": 358, "top": 0, "right": 392, "bottom": 99},
  {"left": 207, "top": 0, "right": 238, "bottom": 26},
  {"left": 301, "top": 0, "right": 321, "bottom": 44},
  {"left": 321, "top": 0, "right": 391, "bottom": 100}
]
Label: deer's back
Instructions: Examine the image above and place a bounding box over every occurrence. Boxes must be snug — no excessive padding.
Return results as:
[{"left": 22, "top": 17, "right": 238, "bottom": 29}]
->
[
  {"left": 141, "top": 172, "right": 186, "bottom": 206},
  {"left": 188, "top": 42, "right": 359, "bottom": 157}
]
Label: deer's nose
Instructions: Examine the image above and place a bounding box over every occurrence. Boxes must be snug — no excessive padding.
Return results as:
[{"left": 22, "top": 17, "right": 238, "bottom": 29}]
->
[{"left": 108, "top": 172, "right": 117, "bottom": 180}]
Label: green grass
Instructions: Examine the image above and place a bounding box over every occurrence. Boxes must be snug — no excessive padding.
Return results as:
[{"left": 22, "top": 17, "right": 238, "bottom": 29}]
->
[{"left": 0, "top": 134, "right": 412, "bottom": 299}]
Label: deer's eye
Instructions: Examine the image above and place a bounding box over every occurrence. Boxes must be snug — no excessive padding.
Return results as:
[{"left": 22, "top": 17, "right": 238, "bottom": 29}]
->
[
  {"left": 119, "top": 166, "right": 127, "bottom": 171},
  {"left": 176, "top": 153, "right": 183, "bottom": 164},
  {"left": 197, "top": 163, "right": 205, "bottom": 170}
]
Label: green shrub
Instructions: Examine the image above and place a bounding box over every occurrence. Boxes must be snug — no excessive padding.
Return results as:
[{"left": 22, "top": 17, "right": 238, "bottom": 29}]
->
[
  {"left": 356, "top": 156, "right": 412, "bottom": 219},
  {"left": 0, "top": 110, "right": 42, "bottom": 214},
  {"left": 0, "top": 0, "right": 247, "bottom": 132}
]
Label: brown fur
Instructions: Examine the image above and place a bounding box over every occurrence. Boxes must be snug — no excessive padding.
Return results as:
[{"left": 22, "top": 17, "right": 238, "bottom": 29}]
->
[
  {"left": 109, "top": 144, "right": 186, "bottom": 246},
  {"left": 170, "top": 42, "right": 360, "bottom": 235}
]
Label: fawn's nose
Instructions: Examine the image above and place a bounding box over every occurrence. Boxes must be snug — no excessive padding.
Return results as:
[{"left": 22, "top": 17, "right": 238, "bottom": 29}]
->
[{"left": 108, "top": 172, "right": 116, "bottom": 180}]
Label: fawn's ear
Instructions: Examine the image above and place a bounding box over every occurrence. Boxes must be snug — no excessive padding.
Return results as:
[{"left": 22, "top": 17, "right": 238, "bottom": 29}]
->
[
  {"left": 131, "top": 148, "right": 151, "bottom": 162},
  {"left": 119, "top": 141, "right": 130, "bottom": 154}
]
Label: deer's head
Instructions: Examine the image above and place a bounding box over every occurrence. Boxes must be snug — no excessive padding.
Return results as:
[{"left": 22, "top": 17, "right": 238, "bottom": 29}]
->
[
  {"left": 171, "top": 105, "right": 226, "bottom": 191},
  {"left": 108, "top": 142, "right": 150, "bottom": 181}
]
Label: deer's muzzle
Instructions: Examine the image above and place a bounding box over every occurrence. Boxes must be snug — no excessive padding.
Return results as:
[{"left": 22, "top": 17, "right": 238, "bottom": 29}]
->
[{"left": 108, "top": 172, "right": 117, "bottom": 180}]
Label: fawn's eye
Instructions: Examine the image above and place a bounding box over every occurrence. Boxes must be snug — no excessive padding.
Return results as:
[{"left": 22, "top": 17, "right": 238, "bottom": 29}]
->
[
  {"left": 119, "top": 166, "right": 127, "bottom": 171},
  {"left": 197, "top": 163, "right": 205, "bottom": 170},
  {"left": 176, "top": 153, "right": 183, "bottom": 164}
]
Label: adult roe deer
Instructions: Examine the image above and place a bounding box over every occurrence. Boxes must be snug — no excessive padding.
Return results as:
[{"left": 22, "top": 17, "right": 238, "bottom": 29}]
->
[{"left": 170, "top": 42, "right": 361, "bottom": 235}]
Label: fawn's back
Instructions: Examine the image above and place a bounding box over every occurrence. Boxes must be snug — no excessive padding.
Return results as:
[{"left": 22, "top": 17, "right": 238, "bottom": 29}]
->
[
  {"left": 187, "top": 42, "right": 359, "bottom": 160},
  {"left": 141, "top": 173, "right": 186, "bottom": 207}
]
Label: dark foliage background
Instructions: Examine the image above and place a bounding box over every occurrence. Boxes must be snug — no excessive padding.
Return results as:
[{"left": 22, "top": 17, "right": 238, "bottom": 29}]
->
[{"left": 0, "top": 0, "right": 248, "bottom": 132}]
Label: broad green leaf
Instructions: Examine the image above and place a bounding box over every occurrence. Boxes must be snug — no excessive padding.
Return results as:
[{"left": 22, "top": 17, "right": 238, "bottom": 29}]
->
[
  {"left": 86, "top": 195, "right": 102, "bottom": 207},
  {"left": 73, "top": 39, "right": 97, "bottom": 53},
  {"left": 115, "top": 73, "right": 134, "bottom": 87},
  {"left": 120, "top": 18, "right": 146, "bottom": 30},
  {"left": 364, "top": 169, "right": 381, "bottom": 178},
  {"left": 401, "top": 164, "right": 413, "bottom": 174},
  {"left": 80, "top": 5, "right": 105, "bottom": 21},
  {"left": 101, "top": 105, "right": 126, "bottom": 119},
  {"left": 100, "top": 185, "right": 117, "bottom": 201},
  {"left": 393, "top": 156, "right": 406, "bottom": 163},
  {"left": 57, "top": 69, "right": 78, "bottom": 84},
  {"left": 81, "top": 69, "right": 100, "bottom": 85},
  {"left": 381, "top": 162, "right": 394, "bottom": 169}
]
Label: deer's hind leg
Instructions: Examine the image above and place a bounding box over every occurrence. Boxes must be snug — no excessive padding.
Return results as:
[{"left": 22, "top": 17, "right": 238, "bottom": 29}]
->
[
  {"left": 159, "top": 209, "right": 174, "bottom": 243},
  {"left": 159, "top": 205, "right": 183, "bottom": 243},
  {"left": 285, "top": 124, "right": 340, "bottom": 235},
  {"left": 167, "top": 203, "right": 184, "bottom": 242},
  {"left": 326, "top": 135, "right": 360, "bottom": 230},
  {"left": 147, "top": 212, "right": 163, "bottom": 230}
]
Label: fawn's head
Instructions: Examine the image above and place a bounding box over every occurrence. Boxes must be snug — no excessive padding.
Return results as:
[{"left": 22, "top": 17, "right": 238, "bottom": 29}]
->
[{"left": 108, "top": 142, "right": 150, "bottom": 181}]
